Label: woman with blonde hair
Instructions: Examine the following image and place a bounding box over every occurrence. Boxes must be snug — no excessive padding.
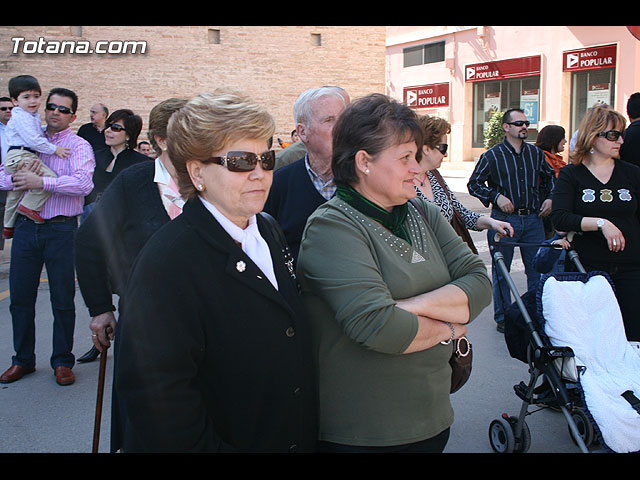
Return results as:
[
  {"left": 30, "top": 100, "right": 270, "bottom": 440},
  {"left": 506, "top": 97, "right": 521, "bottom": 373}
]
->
[
  {"left": 115, "top": 90, "right": 317, "bottom": 452},
  {"left": 552, "top": 104, "right": 640, "bottom": 343}
]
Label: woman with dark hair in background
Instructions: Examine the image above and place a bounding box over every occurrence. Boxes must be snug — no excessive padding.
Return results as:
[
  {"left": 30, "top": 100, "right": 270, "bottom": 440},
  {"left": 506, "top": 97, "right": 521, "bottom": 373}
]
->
[
  {"left": 82, "top": 109, "right": 149, "bottom": 216},
  {"left": 536, "top": 124, "right": 567, "bottom": 177}
]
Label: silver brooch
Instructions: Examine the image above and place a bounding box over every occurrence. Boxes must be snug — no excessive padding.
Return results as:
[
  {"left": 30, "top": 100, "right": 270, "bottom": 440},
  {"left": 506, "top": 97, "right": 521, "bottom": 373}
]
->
[{"left": 236, "top": 261, "right": 246, "bottom": 272}]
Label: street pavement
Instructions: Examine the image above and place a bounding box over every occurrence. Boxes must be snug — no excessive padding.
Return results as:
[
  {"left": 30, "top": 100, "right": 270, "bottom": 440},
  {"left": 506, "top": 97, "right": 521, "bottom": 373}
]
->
[{"left": 0, "top": 167, "right": 584, "bottom": 454}]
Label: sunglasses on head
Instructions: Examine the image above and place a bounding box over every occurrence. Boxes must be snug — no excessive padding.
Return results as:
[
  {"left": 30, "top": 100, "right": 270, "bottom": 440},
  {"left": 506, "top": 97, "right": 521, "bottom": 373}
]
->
[
  {"left": 434, "top": 143, "right": 448, "bottom": 155},
  {"left": 46, "top": 103, "right": 74, "bottom": 115},
  {"left": 106, "top": 123, "right": 126, "bottom": 132},
  {"left": 207, "top": 150, "right": 276, "bottom": 172},
  {"left": 506, "top": 120, "right": 530, "bottom": 127},
  {"left": 597, "top": 130, "right": 624, "bottom": 141}
]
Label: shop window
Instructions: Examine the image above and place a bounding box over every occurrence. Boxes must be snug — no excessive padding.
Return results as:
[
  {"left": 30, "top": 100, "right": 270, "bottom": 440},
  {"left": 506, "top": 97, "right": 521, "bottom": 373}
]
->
[
  {"left": 472, "top": 76, "right": 541, "bottom": 148},
  {"left": 570, "top": 68, "right": 616, "bottom": 136}
]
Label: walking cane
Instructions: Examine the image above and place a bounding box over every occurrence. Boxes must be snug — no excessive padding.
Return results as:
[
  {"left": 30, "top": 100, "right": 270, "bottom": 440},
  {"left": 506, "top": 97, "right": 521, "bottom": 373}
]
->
[{"left": 92, "top": 341, "right": 109, "bottom": 453}]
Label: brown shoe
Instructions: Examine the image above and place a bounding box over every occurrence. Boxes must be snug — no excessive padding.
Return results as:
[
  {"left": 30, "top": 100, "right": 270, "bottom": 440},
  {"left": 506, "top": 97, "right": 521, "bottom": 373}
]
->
[
  {"left": 0, "top": 365, "right": 36, "bottom": 383},
  {"left": 54, "top": 366, "right": 75, "bottom": 386}
]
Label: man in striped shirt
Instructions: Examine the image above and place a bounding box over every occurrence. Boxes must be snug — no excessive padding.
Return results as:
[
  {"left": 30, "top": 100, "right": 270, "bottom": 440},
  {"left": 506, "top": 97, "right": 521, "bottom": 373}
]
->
[
  {"left": 468, "top": 108, "right": 555, "bottom": 333},
  {"left": 0, "top": 87, "right": 95, "bottom": 386}
]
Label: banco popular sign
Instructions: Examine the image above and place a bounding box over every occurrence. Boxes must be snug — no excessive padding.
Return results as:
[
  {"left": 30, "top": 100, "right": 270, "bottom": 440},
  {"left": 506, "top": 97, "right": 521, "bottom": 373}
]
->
[
  {"left": 563, "top": 44, "right": 617, "bottom": 72},
  {"left": 465, "top": 56, "right": 541, "bottom": 82},
  {"left": 404, "top": 83, "right": 449, "bottom": 109}
]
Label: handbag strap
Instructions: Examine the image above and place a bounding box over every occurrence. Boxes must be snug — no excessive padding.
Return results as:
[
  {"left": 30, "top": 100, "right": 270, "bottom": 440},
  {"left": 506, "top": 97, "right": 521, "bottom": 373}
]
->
[
  {"left": 430, "top": 169, "right": 452, "bottom": 203},
  {"left": 429, "top": 169, "right": 465, "bottom": 222}
]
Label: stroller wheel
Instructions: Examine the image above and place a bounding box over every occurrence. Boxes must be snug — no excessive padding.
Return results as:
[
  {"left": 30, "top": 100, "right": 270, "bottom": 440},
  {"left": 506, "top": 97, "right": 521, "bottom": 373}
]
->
[
  {"left": 568, "top": 408, "right": 595, "bottom": 448},
  {"left": 489, "top": 417, "right": 515, "bottom": 453}
]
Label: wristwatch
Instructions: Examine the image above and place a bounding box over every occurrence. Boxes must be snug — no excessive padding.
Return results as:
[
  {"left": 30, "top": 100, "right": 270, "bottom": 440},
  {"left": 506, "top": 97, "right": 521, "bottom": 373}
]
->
[{"left": 597, "top": 218, "right": 605, "bottom": 232}]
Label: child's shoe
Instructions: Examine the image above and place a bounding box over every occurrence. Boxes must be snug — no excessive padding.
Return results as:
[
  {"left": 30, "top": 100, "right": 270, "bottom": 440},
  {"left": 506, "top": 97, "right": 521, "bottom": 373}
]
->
[
  {"left": 17, "top": 205, "right": 44, "bottom": 224},
  {"left": 2, "top": 227, "right": 13, "bottom": 239}
]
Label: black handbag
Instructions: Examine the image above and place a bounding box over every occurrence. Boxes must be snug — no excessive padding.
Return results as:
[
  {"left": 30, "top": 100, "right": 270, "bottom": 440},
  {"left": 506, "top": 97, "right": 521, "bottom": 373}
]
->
[{"left": 449, "top": 337, "right": 472, "bottom": 393}]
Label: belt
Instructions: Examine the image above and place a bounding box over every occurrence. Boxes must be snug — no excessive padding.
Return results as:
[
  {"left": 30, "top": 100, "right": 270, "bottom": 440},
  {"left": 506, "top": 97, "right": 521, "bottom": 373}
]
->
[
  {"left": 514, "top": 208, "right": 536, "bottom": 216},
  {"left": 8, "top": 146, "right": 37, "bottom": 154},
  {"left": 22, "top": 215, "right": 76, "bottom": 224}
]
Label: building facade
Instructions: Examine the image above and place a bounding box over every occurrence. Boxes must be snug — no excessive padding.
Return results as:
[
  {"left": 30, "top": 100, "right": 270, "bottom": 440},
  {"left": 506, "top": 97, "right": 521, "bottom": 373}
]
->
[
  {"left": 0, "top": 26, "right": 386, "bottom": 148},
  {"left": 386, "top": 26, "right": 640, "bottom": 167}
]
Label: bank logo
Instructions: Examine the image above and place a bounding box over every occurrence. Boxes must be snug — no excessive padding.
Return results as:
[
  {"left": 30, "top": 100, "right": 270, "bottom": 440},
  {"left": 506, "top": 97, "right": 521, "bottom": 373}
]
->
[
  {"left": 466, "top": 66, "right": 475, "bottom": 80},
  {"left": 566, "top": 53, "right": 579, "bottom": 69},
  {"left": 406, "top": 90, "right": 417, "bottom": 106}
]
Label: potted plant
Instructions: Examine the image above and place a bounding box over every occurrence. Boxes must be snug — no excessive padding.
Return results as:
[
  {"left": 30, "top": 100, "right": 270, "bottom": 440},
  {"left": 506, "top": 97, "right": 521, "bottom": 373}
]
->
[{"left": 483, "top": 111, "right": 505, "bottom": 149}]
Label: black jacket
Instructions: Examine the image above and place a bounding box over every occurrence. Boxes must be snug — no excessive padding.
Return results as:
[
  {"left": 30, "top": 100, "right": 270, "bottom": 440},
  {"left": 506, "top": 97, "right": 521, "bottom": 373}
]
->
[
  {"left": 84, "top": 147, "right": 151, "bottom": 205},
  {"left": 76, "top": 161, "right": 170, "bottom": 316},
  {"left": 115, "top": 197, "right": 318, "bottom": 452},
  {"left": 621, "top": 119, "right": 640, "bottom": 168}
]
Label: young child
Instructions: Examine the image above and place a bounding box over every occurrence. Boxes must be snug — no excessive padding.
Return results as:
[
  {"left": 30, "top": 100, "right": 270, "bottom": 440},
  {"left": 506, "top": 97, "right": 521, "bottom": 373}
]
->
[
  {"left": 3, "top": 75, "right": 69, "bottom": 238},
  {"left": 533, "top": 230, "right": 571, "bottom": 274}
]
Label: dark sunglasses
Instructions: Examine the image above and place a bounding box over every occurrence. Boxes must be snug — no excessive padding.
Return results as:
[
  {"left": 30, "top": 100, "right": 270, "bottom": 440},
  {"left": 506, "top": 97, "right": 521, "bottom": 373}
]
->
[
  {"left": 597, "top": 130, "right": 624, "bottom": 141},
  {"left": 506, "top": 120, "right": 530, "bottom": 127},
  {"left": 434, "top": 143, "right": 448, "bottom": 155},
  {"left": 0, "top": 106, "right": 13, "bottom": 111},
  {"left": 207, "top": 150, "right": 276, "bottom": 172},
  {"left": 106, "top": 123, "right": 126, "bottom": 132},
  {"left": 45, "top": 103, "right": 74, "bottom": 115}
]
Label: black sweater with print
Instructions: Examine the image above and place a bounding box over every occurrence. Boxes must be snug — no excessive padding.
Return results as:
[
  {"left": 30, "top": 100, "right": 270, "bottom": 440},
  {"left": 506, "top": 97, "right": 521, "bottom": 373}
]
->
[{"left": 551, "top": 160, "right": 640, "bottom": 269}]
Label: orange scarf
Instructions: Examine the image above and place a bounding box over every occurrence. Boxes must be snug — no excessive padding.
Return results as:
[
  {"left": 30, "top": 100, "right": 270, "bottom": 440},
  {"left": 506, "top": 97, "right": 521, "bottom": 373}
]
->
[{"left": 543, "top": 150, "right": 566, "bottom": 177}]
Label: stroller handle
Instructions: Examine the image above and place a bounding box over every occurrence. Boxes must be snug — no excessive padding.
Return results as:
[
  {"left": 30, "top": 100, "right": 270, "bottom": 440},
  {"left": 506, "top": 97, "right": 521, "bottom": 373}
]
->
[{"left": 492, "top": 232, "right": 586, "bottom": 274}]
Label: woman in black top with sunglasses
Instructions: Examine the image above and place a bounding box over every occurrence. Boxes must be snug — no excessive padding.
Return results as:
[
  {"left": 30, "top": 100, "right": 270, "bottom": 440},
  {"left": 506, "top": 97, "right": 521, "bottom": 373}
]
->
[
  {"left": 83, "top": 109, "right": 150, "bottom": 209},
  {"left": 115, "top": 90, "right": 317, "bottom": 452},
  {"left": 552, "top": 105, "right": 640, "bottom": 342}
]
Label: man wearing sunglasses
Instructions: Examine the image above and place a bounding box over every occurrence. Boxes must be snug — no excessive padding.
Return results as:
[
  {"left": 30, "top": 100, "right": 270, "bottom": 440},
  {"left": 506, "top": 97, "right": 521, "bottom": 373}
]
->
[
  {"left": 0, "top": 97, "right": 13, "bottom": 251},
  {"left": 468, "top": 108, "right": 556, "bottom": 333},
  {"left": 264, "top": 86, "right": 349, "bottom": 261},
  {"left": 0, "top": 96, "right": 13, "bottom": 162},
  {"left": 0, "top": 87, "right": 95, "bottom": 386}
]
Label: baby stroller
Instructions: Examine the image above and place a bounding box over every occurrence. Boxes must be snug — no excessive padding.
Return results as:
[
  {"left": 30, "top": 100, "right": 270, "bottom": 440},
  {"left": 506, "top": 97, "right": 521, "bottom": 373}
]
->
[{"left": 488, "top": 243, "right": 640, "bottom": 454}]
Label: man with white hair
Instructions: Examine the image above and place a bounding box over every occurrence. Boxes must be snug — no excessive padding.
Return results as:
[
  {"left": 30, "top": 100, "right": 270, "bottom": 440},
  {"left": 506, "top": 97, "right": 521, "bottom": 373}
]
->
[{"left": 264, "top": 86, "right": 349, "bottom": 261}]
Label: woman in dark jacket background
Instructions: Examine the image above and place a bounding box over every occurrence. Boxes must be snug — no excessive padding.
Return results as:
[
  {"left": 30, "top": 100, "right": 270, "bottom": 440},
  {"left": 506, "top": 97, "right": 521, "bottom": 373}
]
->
[{"left": 75, "top": 98, "right": 188, "bottom": 451}]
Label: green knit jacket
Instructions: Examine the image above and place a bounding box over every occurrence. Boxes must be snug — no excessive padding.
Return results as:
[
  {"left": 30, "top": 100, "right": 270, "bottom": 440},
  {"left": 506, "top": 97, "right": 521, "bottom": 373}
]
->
[{"left": 297, "top": 196, "right": 491, "bottom": 447}]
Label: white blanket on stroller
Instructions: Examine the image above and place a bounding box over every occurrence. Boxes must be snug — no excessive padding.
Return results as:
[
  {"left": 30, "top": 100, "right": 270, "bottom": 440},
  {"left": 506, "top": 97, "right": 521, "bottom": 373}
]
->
[{"left": 541, "top": 274, "right": 640, "bottom": 453}]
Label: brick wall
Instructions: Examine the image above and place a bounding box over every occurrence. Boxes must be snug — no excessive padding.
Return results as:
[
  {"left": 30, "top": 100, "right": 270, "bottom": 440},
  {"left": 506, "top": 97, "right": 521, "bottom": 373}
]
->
[{"left": 0, "top": 26, "right": 386, "bottom": 149}]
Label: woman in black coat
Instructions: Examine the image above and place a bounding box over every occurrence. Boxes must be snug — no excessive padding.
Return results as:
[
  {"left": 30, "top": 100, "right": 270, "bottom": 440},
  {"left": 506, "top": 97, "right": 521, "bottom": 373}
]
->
[
  {"left": 115, "top": 90, "right": 317, "bottom": 452},
  {"left": 75, "top": 98, "right": 188, "bottom": 452}
]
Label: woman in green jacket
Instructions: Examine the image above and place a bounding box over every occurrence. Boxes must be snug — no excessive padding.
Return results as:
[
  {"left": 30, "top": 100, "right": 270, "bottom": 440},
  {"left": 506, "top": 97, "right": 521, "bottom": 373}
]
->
[{"left": 297, "top": 93, "right": 492, "bottom": 453}]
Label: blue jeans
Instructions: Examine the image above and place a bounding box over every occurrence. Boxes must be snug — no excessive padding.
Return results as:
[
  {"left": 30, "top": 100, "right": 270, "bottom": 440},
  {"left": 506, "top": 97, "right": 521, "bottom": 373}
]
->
[
  {"left": 488, "top": 211, "right": 544, "bottom": 324},
  {"left": 9, "top": 215, "right": 78, "bottom": 369}
]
